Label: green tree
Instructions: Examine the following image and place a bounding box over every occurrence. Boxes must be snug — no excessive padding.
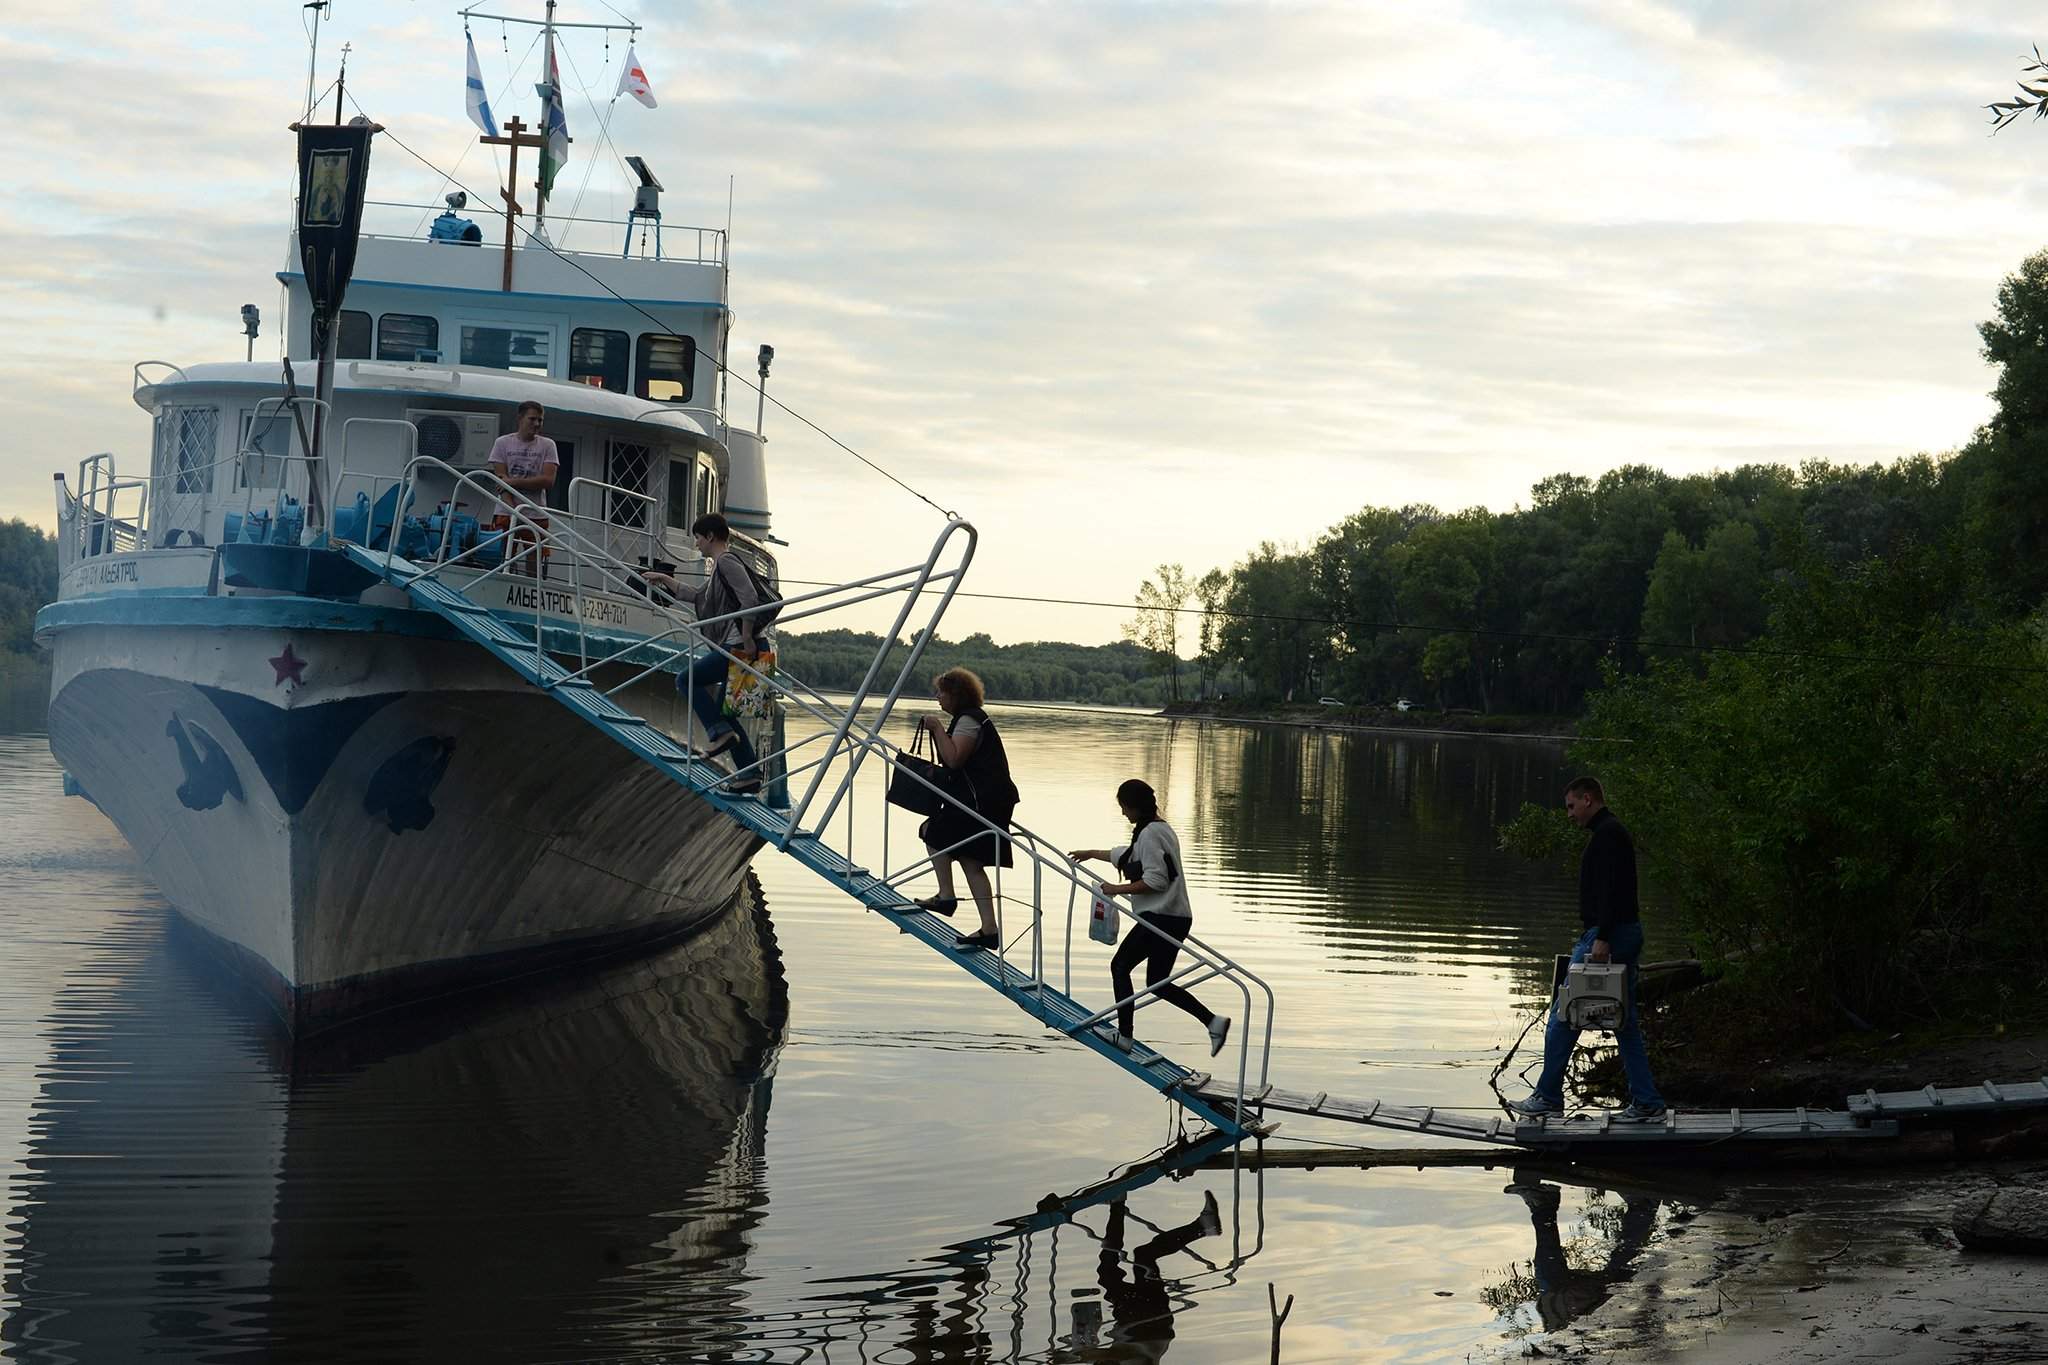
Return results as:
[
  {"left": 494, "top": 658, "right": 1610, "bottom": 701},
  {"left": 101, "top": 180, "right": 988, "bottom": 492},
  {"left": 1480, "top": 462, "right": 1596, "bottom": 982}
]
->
[
  {"left": 1193, "top": 567, "right": 1229, "bottom": 698},
  {"left": 1218, "top": 543, "right": 1319, "bottom": 699},
  {"left": 1123, "top": 563, "right": 1191, "bottom": 702},
  {"left": 0, "top": 519, "right": 58, "bottom": 656},
  {"left": 1639, "top": 520, "right": 1765, "bottom": 659}
]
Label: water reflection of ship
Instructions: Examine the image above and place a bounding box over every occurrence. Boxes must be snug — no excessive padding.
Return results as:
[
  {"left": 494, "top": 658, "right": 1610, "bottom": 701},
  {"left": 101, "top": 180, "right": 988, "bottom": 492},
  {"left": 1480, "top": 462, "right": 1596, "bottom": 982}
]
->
[{"left": 1, "top": 875, "right": 788, "bottom": 1363}]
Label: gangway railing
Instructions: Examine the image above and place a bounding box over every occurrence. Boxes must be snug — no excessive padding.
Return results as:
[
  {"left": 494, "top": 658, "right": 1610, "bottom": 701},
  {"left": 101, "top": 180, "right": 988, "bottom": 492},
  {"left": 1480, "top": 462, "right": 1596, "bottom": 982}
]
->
[{"left": 342, "top": 455, "right": 1277, "bottom": 1137}]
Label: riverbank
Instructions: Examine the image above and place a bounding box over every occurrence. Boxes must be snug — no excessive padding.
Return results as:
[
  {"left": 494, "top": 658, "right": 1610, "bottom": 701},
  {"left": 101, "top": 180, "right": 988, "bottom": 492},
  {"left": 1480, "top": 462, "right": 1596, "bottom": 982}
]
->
[
  {"left": 1635, "top": 979, "right": 2048, "bottom": 1120},
  {"left": 1507, "top": 1159, "right": 2048, "bottom": 1363},
  {"left": 1159, "top": 698, "right": 1577, "bottom": 740}
]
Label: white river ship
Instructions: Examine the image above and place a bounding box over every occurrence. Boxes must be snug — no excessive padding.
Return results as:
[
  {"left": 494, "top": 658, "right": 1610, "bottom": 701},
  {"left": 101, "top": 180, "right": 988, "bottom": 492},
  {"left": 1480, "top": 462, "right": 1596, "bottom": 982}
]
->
[{"left": 36, "top": 5, "right": 790, "bottom": 1028}]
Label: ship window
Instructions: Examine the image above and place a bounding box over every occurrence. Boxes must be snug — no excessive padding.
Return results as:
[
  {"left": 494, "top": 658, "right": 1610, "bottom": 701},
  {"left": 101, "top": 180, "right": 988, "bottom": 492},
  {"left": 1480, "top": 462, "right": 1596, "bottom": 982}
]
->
[
  {"left": 694, "top": 455, "right": 720, "bottom": 524},
  {"left": 337, "top": 310, "right": 372, "bottom": 360},
  {"left": 157, "top": 407, "right": 219, "bottom": 495},
  {"left": 634, "top": 333, "right": 695, "bottom": 402},
  {"left": 238, "top": 410, "right": 292, "bottom": 488},
  {"left": 605, "top": 440, "right": 655, "bottom": 527},
  {"left": 665, "top": 455, "right": 693, "bottom": 531},
  {"left": 569, "top": 328, "right": 630, "bottom": 392},
  {"left": 378, "top": 313, "right": 440, "bottom": 362},
  {"left": 462, "top": 324, "right": 552, "bottom": 375}
]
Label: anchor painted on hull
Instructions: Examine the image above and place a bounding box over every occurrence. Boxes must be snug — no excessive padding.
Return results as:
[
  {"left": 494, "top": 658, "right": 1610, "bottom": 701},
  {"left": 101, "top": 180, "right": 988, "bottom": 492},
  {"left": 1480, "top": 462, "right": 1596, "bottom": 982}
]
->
[
  {"left": 166, "top": 713, "right": 243, "bottom": 811},
  {"left": 363, "top": 735, "right": 457, "bottom": 833}
]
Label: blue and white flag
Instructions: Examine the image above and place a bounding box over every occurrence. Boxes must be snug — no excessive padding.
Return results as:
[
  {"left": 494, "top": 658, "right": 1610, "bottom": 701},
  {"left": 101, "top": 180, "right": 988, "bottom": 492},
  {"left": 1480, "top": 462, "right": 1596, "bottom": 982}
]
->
[
  {"left": 464, "top": 33, "right": 499, "bottom": 137},
  {"left": 538, "top": 39, "right": 569, "bottom": 197}
]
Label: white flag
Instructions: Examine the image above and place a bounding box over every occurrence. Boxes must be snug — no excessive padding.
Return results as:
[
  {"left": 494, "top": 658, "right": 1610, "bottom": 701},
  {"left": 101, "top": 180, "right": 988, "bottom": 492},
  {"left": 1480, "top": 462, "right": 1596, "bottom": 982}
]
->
[
  {"left": 464, "top": 33, "right": 499, "bottom": 137},
  {"left": 617, "top": 44, "right": 657, "bottom": 109}
]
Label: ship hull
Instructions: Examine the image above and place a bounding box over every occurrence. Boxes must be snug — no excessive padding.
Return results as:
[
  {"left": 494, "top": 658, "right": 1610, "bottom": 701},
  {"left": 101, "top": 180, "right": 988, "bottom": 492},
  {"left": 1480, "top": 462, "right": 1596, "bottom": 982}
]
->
[{"left": 45, "top": 618, "right": 762, "bottom": 1029}]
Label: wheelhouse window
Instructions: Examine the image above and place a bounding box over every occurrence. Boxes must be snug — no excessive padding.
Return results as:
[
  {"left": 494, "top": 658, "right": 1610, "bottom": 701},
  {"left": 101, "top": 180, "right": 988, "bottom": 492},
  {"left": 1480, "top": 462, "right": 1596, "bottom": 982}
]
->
[
  {"left": 378, "top": 313, "right": 440, "bottom": 362},
  {"left": 664, "top": 454, "right": 693, "bottom": 532},
  {"left": 605, "top": 440, "right": 655, "bottom": 527},
  {"left": 155, "top": 407, "right": 220, "bottom": 495},
  {"left": 569, "top": 328, "right": 630, "bottom": 392},
  {"left": 462, "top": 324, "right": 552, "bottom": 375},
  {"left": 238, "top": 410, "right": 292, "bottom": 488},
  {"left": 337, "top": 310, "right": 372, "bottom": 360},
  {"left": 635, "top": 333, "right": 695, "bottom": 402}
]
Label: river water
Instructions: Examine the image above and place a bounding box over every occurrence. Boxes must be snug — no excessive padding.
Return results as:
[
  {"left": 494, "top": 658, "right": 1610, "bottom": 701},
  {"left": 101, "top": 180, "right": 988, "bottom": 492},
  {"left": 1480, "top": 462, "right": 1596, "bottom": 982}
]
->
[{"left": 0, "top": 668, "right": 1692, "bottom": 1363}]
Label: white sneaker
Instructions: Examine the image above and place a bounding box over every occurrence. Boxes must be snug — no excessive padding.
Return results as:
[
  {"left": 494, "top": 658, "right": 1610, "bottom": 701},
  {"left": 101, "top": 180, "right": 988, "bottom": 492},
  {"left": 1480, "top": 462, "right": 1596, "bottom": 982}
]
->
[
  {"left": 1091, "top": 1023, "right": 1135, "bottom": 1053},
  {"left": 1207, "top": 1015, "right": 1232, "bottom": 1057}
]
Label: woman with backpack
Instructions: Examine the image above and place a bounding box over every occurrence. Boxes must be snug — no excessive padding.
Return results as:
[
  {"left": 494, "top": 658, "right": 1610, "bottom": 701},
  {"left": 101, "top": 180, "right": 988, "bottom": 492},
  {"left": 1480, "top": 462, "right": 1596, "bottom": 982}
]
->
[
  {"left": 1068, "top": 779, "right": 1231, "bottom": 1057},
  {"left": 643, "top": 513, "right": 769, "bottom": 795},
  {"left": 913, "top": 667, "right": 1020, "bottom": 950}
]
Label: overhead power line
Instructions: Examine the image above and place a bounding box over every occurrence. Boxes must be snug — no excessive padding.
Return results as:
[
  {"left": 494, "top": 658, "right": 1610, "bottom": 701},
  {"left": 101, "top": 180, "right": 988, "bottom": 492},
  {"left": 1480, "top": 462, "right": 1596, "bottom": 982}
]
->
[{"left": 774, "top": 578, "right": 2048, "bottom": 678}]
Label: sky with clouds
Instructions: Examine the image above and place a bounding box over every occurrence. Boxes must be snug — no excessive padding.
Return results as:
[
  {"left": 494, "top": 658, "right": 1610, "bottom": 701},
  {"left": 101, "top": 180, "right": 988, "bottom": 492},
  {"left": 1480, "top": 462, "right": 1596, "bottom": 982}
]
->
[{"left": 3, "top": 1, "right": 2044, "bottom": 644}]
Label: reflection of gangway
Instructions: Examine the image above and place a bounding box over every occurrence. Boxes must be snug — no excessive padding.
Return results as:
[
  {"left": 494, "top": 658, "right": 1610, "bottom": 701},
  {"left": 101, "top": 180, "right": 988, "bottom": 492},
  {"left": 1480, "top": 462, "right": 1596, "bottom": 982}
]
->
[
  {"left": 796, "top": 1128, "right": 1265, "bottom": 1356},
  {"left": 337, "top": 457, "right": 1277, "bottom": 1139}
]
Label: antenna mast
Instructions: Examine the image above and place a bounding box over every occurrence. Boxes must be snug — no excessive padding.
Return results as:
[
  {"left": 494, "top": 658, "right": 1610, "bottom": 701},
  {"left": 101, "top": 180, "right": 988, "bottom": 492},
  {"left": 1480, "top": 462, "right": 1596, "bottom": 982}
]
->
[{"left": 302, "top": 1, "right": 329, "bottom": 123}]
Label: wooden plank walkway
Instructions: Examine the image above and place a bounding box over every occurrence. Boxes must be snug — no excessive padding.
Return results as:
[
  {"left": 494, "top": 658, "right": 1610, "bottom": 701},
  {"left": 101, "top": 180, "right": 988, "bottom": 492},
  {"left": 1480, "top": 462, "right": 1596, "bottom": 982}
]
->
[
  {"left": 1177, "top": 1076, "right": 1903, "bottom": 1151},
  {"left": 1848, "top": 1078, "right": 2048, "bottom": 1122}
]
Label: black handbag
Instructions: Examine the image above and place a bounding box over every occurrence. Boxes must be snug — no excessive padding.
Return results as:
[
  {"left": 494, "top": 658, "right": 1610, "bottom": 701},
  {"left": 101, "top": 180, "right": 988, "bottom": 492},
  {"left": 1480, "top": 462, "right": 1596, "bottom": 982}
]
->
[{"left": 886, "top": 726, "right": 949, "bottom": 817}]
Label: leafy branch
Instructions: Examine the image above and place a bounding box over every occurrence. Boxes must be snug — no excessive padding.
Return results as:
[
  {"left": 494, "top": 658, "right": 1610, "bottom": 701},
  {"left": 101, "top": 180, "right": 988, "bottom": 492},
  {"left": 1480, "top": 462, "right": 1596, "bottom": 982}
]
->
[{"left": 1986, "top": 44, "right": 2048, "bottom": 131}]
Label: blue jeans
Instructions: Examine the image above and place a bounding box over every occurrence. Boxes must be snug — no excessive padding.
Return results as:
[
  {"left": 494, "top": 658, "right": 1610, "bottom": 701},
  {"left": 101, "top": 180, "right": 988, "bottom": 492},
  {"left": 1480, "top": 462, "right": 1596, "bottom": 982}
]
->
[
  {"left": 1533, "top": 923, "right": 1664, "bottom": 1109},
  {"left": 679, "top": 652, "right": 759, "bottom": 772}
]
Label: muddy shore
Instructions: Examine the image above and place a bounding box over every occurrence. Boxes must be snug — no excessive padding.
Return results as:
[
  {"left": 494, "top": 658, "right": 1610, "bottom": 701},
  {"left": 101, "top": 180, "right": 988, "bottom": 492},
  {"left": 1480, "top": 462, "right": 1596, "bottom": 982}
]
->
[{"left": 1481, "top": 1160, "right": 2048, "bottom": 1363}]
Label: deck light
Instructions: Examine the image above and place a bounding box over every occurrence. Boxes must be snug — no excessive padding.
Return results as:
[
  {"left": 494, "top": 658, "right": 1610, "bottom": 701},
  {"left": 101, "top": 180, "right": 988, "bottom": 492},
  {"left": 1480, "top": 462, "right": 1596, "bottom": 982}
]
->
[
  {"left": 755, "top": 344, "right": 775, "bottom": 435},
  {"left": 240, "top": 303, "right": 260, "bottom": 361}
]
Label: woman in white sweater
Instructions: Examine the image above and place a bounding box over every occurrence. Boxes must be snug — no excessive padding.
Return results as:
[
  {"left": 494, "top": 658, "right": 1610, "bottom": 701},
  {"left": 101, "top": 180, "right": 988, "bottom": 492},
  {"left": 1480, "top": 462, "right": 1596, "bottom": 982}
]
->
[{"left": 1069, "top": 779, "right": 1230, "bottom": 1057}]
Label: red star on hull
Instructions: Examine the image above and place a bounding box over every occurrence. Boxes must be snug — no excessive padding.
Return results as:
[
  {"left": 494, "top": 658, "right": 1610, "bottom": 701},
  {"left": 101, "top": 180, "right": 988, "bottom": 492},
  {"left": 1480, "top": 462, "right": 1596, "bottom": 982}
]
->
[{"left": 269, "top": 643, "right": 308, "bottom": 687}]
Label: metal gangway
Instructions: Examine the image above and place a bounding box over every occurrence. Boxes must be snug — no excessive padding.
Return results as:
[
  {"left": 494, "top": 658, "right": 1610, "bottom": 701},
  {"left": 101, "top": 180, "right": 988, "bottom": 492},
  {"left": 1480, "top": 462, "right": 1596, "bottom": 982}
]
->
[{"left": 337, "top": 457, "right": 1277, "bottom": 1140}]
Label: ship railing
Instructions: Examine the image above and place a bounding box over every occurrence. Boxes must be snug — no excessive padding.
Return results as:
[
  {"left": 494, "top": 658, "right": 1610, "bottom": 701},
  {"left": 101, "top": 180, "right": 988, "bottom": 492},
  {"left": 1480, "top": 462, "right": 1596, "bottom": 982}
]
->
[
  {"left": 131, "top": 361, "right": 189, "bottom": 403},
  {"left": 66, "top": 453, "right": 150, "bottom": 564},
  {"left": 560, "top": 475, "right": 673, "bottom": 571},
  {"left": 356, "top": 199, "right": 726, "bottom": 266},
  {"left": 236, "top": 395, "right": 334, "bottom": 523},
  {"left": 364, "top": 456, "right": 1276, "bottom": 1128},
  {"left": 330, "top": 415, "right": 419, "bottom": 531}
]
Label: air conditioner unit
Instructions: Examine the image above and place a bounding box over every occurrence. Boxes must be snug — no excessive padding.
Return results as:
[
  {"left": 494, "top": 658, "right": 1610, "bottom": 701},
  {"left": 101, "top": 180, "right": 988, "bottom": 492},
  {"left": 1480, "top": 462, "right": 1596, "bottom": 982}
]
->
[{"left": 404, "top": 409, "right": 501, "bottom": 465}]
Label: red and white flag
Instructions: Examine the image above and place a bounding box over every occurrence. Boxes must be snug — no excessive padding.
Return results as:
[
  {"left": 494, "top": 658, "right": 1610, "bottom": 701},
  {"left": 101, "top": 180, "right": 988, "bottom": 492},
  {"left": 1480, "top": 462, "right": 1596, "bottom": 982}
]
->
[{"left": 617, "top": 45, "right": 657, "bottom": 108}]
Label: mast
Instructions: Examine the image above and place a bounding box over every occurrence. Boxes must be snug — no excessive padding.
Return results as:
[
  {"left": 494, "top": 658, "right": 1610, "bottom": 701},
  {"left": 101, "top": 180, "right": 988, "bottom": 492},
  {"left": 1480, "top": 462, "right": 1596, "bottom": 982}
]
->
[
  {"left": 535, "top": 1, "right": 557, "bottom": 236},
  {"left": 461, "top": 2, "right": 634, "bottom": 252},
  {"left": 302, "top": 0, "right": 328, "bottom": 123}
]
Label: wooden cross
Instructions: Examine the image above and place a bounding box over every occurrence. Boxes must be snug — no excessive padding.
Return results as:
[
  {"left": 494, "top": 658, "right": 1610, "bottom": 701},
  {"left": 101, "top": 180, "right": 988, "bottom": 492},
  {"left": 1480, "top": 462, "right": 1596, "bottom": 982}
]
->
[{"left": 478, "top": 116, "right": 568, "bottom": 292}]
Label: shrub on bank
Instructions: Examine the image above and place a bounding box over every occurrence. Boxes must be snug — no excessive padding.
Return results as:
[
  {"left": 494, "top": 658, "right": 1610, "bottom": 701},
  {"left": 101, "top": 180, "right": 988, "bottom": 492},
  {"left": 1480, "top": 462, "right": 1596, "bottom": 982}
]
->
[{"left": 1502, "top": 545, "right": 2048, "bottom": 1030}]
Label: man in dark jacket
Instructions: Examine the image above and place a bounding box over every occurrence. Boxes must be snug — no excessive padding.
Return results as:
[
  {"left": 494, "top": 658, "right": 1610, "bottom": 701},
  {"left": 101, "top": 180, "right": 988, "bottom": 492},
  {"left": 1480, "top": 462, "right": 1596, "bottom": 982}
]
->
[{"left": 1508, "top": 777, "right": 1668, "bottom": 1121}]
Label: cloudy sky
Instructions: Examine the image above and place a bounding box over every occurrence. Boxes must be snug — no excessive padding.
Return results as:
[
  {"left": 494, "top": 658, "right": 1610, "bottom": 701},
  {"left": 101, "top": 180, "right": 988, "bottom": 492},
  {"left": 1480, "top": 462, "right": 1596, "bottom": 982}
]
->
[{"left": 3, "top": 1, "right": 2043, "bottom": 643}]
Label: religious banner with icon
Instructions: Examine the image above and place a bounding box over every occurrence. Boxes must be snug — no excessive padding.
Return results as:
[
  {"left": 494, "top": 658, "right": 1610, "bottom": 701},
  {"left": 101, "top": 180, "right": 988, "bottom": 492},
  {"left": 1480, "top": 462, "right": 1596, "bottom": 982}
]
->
[{"left": 291, "top": 119, "right": 382, "bottom": 358}]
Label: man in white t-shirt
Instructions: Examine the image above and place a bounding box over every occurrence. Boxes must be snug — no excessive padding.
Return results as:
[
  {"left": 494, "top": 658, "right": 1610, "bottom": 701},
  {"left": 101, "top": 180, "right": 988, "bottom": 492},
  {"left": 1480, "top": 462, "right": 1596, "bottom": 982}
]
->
[{"left": 487, "top": 401, "right": 558, "bottom": 573}]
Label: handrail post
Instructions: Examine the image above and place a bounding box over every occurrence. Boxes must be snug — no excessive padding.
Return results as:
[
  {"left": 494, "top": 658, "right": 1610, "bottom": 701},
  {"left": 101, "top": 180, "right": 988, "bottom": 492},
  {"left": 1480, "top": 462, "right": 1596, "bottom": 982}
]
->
[{"left": 788, "top": 517, "right": 977, "bottom": 835}]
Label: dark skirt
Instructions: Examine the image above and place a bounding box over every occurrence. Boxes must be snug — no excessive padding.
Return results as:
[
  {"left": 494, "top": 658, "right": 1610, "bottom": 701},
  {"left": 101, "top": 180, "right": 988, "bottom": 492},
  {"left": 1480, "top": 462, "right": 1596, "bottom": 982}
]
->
[{"left": 921, "top": 802, "right": 1015, "bottom": 869}]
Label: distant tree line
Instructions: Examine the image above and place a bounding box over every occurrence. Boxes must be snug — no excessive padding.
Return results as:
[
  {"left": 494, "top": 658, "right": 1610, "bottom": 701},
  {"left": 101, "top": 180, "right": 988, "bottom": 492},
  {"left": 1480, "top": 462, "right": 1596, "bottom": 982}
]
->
[
  {"left": 0, "top": 519, "right": 56, "bottom": 660},
  {"left": 1128, "top": 456, "right": 1951, "bottom": 715},
  {"left": 775, "top": 629, "right": 1194, "bottom": 708}
]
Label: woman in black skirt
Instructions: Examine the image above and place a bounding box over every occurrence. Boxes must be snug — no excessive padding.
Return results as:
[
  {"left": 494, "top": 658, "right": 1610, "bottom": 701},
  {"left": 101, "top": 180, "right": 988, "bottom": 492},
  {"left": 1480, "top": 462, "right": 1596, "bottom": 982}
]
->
[{"left": 915, "top": 667, "right": 1019, "bottom": 950}]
